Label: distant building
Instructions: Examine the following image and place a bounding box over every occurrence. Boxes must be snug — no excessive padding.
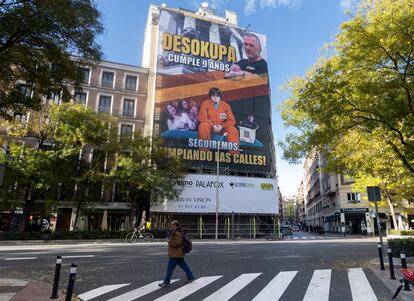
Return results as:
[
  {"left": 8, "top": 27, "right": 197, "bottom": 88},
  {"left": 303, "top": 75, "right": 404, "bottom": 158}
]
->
[
  {"left": 280, "top": 196, "right": 296, "bottom": 224},
  {"left": 299, "top": 151, "right": 408, "bottom": 235},
  {"left": 295, "top": 180, "right": 305, "bottom": 227}
]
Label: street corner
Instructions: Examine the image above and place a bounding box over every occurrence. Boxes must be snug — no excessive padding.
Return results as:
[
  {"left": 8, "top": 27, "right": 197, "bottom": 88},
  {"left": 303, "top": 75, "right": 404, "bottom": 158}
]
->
[
  {"left": 369, "top": 258, "right": 414, "bottom": 301},
  {"left": 0, "top": 278, "right": 66, "bottom": 301}
]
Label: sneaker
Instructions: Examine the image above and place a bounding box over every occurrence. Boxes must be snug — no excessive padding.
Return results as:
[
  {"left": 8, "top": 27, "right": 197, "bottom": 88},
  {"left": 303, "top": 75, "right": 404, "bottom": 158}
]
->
[
  {"left": 185, "top": 277, "right": 196, "bottom": 284},
  {"left": 158, "top": 282, "right": 170, "bottom": 288}
]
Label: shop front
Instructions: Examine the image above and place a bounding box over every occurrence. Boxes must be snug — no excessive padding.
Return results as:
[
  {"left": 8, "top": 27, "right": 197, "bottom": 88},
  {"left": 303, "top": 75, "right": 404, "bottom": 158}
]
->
[{"left": 342, "top": 208, "right": 369, "bottom": 234}]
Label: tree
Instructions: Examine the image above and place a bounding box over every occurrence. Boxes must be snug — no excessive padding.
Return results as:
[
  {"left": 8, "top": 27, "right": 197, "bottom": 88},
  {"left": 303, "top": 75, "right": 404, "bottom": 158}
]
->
[
  {"left": 280, "top": 0, "right": 414, "bottom": 177},
  {"left": 0, "top": 103, "right": 111, "bottom": 232},
  {"left": 109, "top": 135, "right": 185, "bottom": 230},
  {"left": 0, "top": 0, "right": 103, "bottom": 119},
  {"left": 324, "top": 130, "right": 414, "bottom": 229},
  {"left": 1, "top": 103, "right": 185, "bottom": 232}
]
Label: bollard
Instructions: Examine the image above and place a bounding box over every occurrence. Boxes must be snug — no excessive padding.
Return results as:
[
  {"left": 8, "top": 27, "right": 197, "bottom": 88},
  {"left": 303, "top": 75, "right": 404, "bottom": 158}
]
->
[
  {"left": 400, "top": 250, "right": 407, "bottom": 269},
  {"left": 378, "top": 243, "right": 385, "bottom": 270},
  {"left": 231, "top": 211, "right": 235, "bottom": 240},
  {"left": 387, "top": 248, "right": 395, "bottom": 280},
  {"left": 403, "top": 278, "right": 411, "bottom": 291},
  {"left": 50, "top": 255, "right": 62, "bottom": 299},
  {"left": 65, "top": 263, "right": 77, "bottom": 301}
]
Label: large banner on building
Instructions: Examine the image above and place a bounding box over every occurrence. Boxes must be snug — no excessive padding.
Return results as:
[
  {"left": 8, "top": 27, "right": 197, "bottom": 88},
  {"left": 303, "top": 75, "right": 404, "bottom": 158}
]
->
[
  {"left": 151, "top": 174, "right": 278, "bottom": 214},
  {"left": 154, "top": 9, "right": 272, "bottom": 174}
]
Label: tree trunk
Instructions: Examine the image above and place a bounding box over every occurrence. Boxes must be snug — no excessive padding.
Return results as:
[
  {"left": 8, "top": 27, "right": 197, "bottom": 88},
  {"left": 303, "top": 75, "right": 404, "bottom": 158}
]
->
[
  {"left": 384, "top": 190, "right": 398, "bottom": 230},
  {"left": 73, "top": 199, "right": 83, "bottom": 231},
  {"left": 73, "top": 179, "right": 88, "bottom": 231},
  {"left": 17, "top": 185, "right": 32, "bottom": 232}
]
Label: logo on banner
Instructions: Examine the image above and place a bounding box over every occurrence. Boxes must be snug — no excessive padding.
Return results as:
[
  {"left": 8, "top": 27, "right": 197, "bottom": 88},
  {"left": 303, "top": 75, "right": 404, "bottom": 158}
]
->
[
  {"left": 174, "top": 179, "right": 194, "bottom": 187},
  {"left": 229, "top": 182, "right": 255, "bottom": 189},
  {"left": 260, "top": 183, "right": 274, "bottom": 191}
]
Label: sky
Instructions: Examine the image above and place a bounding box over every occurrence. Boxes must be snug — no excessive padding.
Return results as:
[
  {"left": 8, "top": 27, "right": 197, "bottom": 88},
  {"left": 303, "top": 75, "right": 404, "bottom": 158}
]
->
[{"left": 96, "top": 0, "right": 353, "bottom": 197}]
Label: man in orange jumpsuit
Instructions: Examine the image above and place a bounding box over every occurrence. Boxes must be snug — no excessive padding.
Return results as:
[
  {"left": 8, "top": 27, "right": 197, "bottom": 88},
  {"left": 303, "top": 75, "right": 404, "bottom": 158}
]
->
[{"left": 198, "top": 87, "right": 239, "bottom": 153}]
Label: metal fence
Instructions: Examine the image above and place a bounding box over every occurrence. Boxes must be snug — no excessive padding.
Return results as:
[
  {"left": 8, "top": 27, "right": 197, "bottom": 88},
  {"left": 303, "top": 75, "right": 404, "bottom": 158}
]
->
[{"left": 152, "top": 214, "right": 281, "bottom": 240}]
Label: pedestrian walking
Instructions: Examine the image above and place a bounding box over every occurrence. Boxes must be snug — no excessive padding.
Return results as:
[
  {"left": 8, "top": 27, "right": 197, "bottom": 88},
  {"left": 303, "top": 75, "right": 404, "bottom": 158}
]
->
[{"left": 159, "top": 220, "right": 195, "bottom": 287}]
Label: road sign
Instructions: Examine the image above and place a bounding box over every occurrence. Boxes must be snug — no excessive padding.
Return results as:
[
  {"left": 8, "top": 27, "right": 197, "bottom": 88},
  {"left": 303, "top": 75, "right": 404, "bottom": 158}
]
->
[{"left": 367, "top": 186, "right": 381, "bottom": 201}]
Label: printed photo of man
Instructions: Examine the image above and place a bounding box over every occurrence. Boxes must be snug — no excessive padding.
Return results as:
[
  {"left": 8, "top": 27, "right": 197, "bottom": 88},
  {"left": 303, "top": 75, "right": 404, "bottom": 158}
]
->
[
  {"left": 198, "top": 87, "right": 239, "bottom": 152},
  {"left": 224, "top": 33, "right": 268, "bottom": 78}
]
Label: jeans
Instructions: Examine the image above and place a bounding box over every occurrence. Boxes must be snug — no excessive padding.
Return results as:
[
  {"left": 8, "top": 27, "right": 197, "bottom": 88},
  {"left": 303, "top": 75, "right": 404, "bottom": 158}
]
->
[{"left": 163, "top": 257, "right": 194, "bottom": 284}]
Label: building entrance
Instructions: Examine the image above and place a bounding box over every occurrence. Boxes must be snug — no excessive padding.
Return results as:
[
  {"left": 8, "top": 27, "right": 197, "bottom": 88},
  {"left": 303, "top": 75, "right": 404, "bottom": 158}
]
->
[{"left": 344, "top": 211, "right": 367, "bottom": 234}]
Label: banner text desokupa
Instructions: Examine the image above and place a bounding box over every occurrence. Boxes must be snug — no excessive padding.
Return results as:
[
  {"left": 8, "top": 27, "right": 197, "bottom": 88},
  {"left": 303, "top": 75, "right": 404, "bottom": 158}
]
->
[{"left": 154, "top": 9, "right": 272, "bottom": 174}]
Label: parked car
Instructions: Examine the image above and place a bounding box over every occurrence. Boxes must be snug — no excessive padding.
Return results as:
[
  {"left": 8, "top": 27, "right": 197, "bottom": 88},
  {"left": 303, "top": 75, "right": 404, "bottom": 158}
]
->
[{"left": 292, "top": 225, "right": 300, "bottom": 232}]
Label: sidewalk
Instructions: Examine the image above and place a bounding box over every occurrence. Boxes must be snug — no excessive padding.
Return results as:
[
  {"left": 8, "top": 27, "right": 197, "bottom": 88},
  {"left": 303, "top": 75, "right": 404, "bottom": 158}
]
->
[
  {"left": 0, "top": 239, "right": 127, "bottom": 246},
  {"left": 0, "top": 278, "right": 67, "bottom": 301},
  {"left": 369, "top": 257, "right": 414, "bottom": 301}
]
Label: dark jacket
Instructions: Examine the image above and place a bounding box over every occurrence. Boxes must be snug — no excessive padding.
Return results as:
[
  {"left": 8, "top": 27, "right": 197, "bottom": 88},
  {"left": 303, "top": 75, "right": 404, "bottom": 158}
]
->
[{"left": 168, "top": 228, "right": 184, "bottom": 258}]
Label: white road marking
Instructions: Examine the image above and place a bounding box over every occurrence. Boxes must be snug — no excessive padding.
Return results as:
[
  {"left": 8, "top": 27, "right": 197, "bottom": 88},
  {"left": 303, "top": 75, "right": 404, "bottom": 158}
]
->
[
  {"left": 301, "top": 237, "right": 307, "bottom": 239},
  {"left": 154, "top": 276, "right": 222, "bottom": 301},
  {"left": 4, "top": 257, "right": 37, "bottom": 261},
  {"left": 106, "top": 280, "right": 178, "bottom": 301},
  {"left": 62, "top": 255, "right": 95, "bottom": 258},
  {"left": 203, "top": 273, "right": 261, "bottom": 301},
  {"left": 252, "top": 271, "right": 297, "bottom": 301},
  {"left": 0, "top": 279, "right": 28, "bottom": 286},
  {"left": 310, "top": 237, "right": 316, "bottom": 239},
  {"left": 78, "top": 284, "right": 130, "bottom": 300},
  {"left": 348, "top": 268, "right": 377, "bottom": 301},
  {"left": 0, "top": 293, "right": 15, "bottom": 301},
  {"left": 303, "top": 269, "right": 331, "bottom": 301}
]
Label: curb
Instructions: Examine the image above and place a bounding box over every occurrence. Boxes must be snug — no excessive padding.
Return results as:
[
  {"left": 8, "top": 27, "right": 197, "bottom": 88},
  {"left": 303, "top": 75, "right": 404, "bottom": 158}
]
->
[{"left": 369, "top": 258, "right": 414, "bottom": 301}]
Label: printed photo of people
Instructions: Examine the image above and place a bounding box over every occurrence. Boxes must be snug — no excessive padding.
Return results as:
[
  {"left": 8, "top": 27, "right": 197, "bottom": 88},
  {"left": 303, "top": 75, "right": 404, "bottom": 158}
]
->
[{"left": 166, "top": 100, "right": 199, "bottom": 131}]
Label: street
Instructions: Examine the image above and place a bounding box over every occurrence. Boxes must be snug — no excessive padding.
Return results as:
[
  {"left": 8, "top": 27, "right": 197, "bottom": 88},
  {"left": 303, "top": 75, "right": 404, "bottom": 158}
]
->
[{"left": 0, "top": 233, "right": 396, "bottom": 300}]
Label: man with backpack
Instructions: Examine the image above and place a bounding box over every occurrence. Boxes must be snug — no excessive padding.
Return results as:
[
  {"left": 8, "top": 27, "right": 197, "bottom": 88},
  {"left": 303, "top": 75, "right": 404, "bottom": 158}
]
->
[{"left": 159, "top": 220, "right": 195, "bottom": 287}]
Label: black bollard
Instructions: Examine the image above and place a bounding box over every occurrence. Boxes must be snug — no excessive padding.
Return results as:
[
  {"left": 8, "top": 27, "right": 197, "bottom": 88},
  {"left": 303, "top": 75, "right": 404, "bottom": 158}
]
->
[
  {"left": 401, "top": 250, "right": 407, "bottom": 269},
  {"left": 387, "top": 248, "right": 395, "bottom": 280},
  {"left": 231, "top": 211, "right": 235, "bottom": 240},
  {"left": 50, "top": 255, "right": 62, "bottom": 299},
  {"left": 399, "top": 250, "right": 411, "bottom": 291},
  {"left": 378, "top": 243, "right": 385, "bottom": 270},
  {"left": 65, "top": 263, "right": 77, "bottom": 301}
]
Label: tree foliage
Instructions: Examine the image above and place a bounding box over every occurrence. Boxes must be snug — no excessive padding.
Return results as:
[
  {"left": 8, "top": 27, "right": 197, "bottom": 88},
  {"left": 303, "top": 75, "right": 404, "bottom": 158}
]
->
[
  {"left": 0, "top": 0, "right": 103, "bottom": 119},
  {"left": 0, "top": 103, "right": 111, "bottom": 231},
  {"left": 280, "top": 0, "right": 414, "bottom": 177},
  {"left": 0, "top": 103, "right": 185, "bottom": 231}
]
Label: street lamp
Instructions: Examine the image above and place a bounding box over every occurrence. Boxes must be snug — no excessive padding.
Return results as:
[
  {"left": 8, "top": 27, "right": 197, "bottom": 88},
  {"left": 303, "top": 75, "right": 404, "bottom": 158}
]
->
[{"left": 215, "top": 132, "right": 227, "bottom": 240}]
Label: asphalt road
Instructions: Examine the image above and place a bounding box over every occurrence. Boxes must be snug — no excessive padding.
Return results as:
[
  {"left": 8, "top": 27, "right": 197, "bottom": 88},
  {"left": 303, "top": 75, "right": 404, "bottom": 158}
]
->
[{"left": 0, "top": 233, "right": 395, "bottom": 301}]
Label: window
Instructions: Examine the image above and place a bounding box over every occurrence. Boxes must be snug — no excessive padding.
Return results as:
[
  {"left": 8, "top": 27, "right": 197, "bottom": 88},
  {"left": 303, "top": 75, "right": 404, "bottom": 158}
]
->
[
  {"left": 101, "top": 71, "right": 114, "bottom": 87},
  {"left": 347, "top": 192, "right": 361, "bottom": 203},
  {"left": 98, "top": 95, "right": 112, "bottom": 113},
  {"left": 74, "top": 92, "right": 87, "bottom": 105},
  {"left": 125, "top": 75, "right": 137, "bottom": 91},
  {"left": 20, "top": 85, "right": 32, "bottom": 97},
  {"left": 13, "top": 112, "right": 27, "bottom": 123},
  {"left": 122, "top": 98, "right": 135, "bottom": 117},
  {"left": 47, "top": 91, "right": 61, "bottom": 104},
  {"left": 82, "top": 68, "right": 90, "bottom": 84},
  {"left": 120, "top": 124, "right": 133, "bottom": 141}
]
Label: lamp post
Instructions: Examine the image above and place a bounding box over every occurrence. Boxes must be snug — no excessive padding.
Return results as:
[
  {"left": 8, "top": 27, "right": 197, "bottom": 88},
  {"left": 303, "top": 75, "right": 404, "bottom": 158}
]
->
[{"left": 215, "top": 132, "right": 227, "bottom": 240}]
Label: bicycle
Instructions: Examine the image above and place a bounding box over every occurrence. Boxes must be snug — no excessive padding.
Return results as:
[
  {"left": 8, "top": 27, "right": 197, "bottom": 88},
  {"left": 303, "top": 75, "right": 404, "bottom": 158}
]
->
[{"left": 126, "top": 227, "right": 154, "bottom": 243}]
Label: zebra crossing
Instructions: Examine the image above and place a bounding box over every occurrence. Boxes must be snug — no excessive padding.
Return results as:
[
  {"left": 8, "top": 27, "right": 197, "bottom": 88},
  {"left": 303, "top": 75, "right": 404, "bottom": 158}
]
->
[
  {"left": 77, "top": 267, "right": 381, "bottom": 301},
  {"left": 285, "top": 235, "right": 338, "bottom": 240}
]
